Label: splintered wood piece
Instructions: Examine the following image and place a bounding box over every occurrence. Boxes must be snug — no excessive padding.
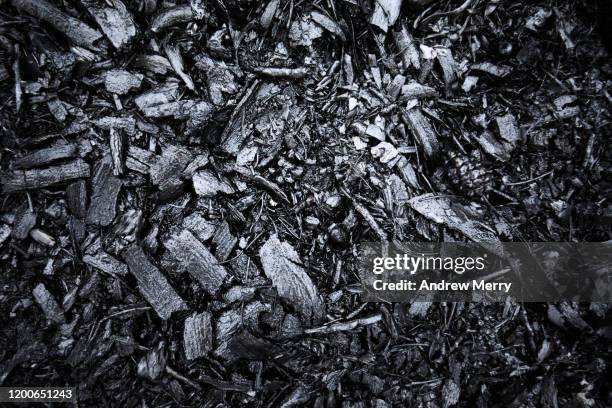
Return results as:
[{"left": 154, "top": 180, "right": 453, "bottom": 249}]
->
[
  {"left": 260, "top": 0, "right": 279, "bottom": 28},
  {"left": 212, "top": 221, "right": 237, "bottom": 261},
  {"left": 408, "top": 193, "right": 501, "bottom": 254},
  {"left": 311, "top": 11, "right": 346, "bottom": 42},
  {"left": 109, "top": 128, "right": 127, "bottom": 176},
  {"left": 259, "top": 234, "right": 324, "bottom": 321},
  {"left": 32, "top": 283, "right": 65, "bottom": 323},
  {"left": 134, "top": 83, "right": 180, "bottom": 111},
  {"left": 164, "top": 230, "right": 228, "bottom": 295},
  {"left": 183, "top": 311, "right": 213, "bottom": 360},
  {"left": 182, "top": 154, "right": 210, "bottom": 178},
  {"left": 86, "top": 158, "right": 122, "bottom": 227},
  {"left": 140, "top": 100, "right": 205, "bottom": 119},
  {"left": 370, "top": 0, "right": 402, "bottom": 32},
  {"left": 83, "top": 252, "right": 128, "bottom": 276},
  {"left": 386, "top": 74, "right": 406, "bottom": 100},
  {"left": 435, "top": 47, "right": 457, "bottom": 96},
  {"left": 132, "top": 54, "right": 173, "bottom": 75},
  {"left": 66, "top": 180, "right": 87, "bottom": 219},
  {"left": 474, "top": 130, "right": 511, "bottom": 161},
  {"left": 124, "top": 245, "right": 188, "bottom": 320},
  {"left": 1, "top": 159, "right": 90, "bottom": 193},
  {"left": 396, "top": 156, "right": 421, "bottom": 189},
  {"left": 213, "top": 301, "right": 270, "bottom": 360},
  {"left": 349, "top": 197, "right": 388, "bottom": 241},
  {"left": 400, "top": 82, "right": 437, "bottom": 100},
  {"left": 13, "top": 141, "right": 78, "bottom": 169},
  {"left": 220, "top": 80, "right": 260, "bottom": 154},
  {"left": 126, "top": 146, "right": 155, "bottom": 174},
  {"left": 394, "top": 25, "right": 420, "bottom": 70},
  {"left": 127, "top": 144, "right": 194, "bottom": 196},
  {"left": 10, "top": 0, "right": 103, "bottom": 49},
  {"left": 402, "top": 108, "right": 440, "bottom": 158},
  {"left": 251, "top": 67, "right": 309, "bottom": 79},
  {"left": 232, "top": 165, "right": 289, "bottom": 203},
  {"left": 150, "top": 4, "right": 193, "bottom": 33},
  {"left": 164, "top": 44, "right": 195, "bottom": 91},
  {"left": 94, "top": 116, "right": 137, "bottom": 135},
  {"left": 82, "top": 0, "right": 136, "bottom": 49}
]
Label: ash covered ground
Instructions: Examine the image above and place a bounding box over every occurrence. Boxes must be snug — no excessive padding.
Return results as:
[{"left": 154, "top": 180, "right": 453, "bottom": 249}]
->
[{"left": 0, "top": 0, "right": 611, "bottom": 406}]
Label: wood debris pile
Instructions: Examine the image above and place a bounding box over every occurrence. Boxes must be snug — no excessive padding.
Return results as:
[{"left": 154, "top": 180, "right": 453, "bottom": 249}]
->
[{"left": 0, "top": 0, "right": 611, "bottom": 406}]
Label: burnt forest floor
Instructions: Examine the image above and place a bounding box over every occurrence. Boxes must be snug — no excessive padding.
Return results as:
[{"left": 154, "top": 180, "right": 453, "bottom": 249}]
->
[{"left": 0, "top": 0, "right": 611, "bottom": 407}]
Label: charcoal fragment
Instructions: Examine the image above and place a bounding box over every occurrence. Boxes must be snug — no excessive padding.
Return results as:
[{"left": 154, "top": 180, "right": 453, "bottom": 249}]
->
[
  {"left": 193, "top": 169, "right": 235, "bottom": 197},
  {"left": 83, "top": 252, "right": 128, "bottom": 276},
  {"left": 164, "top": 229, "right": 228, "bottom": 295},
  {"left": 82, "top": 0, "right": 136, "bottom": 49},
  {"left": 66, "top": 180, "right": 87, "bottom": 219},
  {"left": 86, "top": 158, "right": 122, "bottom": 227},
  {"left": 402, "top": 108, "right": 440, "bottom": 158},
  {"left": 1, "top": 160, "right": 90, "bottom": 193},
  {"left": 13, "top": 141, "right": 78, "bottom": 169},
  {"left": 183, "top": 312, "right": 213, "bottom": 360},
  {"left": 124, "top": 245, "right": 188, "bottom": 320},
  {"left": 10, "top": 0, "right": 103, "bottom": 49},
  {"left": 12, "top": 205, "right": 36, "bottom": 240},
  {"left": 32, "top": 283, "right": 65, "bottom": 324},
  {"left": 394, "top": 25, "right": 420, "bottom": 70},
  {"left": 104, "top": 69, "right": 143, "bottom": 95},
  {"left": 496, "top": 113, "right": 522, "bottom": 146},
  {"left": 212, "top": 220, "right": 237, "bottom": 261},
  {"left": 259, "top": 235, "right": 324, "bottom": 321},
  {"left": 0, "top": 224, "right": 11, "bottom": 247}
]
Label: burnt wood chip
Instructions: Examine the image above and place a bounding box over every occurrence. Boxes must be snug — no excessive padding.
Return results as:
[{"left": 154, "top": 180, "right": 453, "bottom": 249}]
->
[
  {"left": 86, "top": 158, "right": 122, "bottom": 227},
  {"left": 83, "top": 251, "right": 128, "bottom": 276},
  {"left": 10, "top": 0, "right": 103, "bottom": 49},
  {"left": 128, "top": 144, "right": 194, "bottom": 196},
  {"left": 1, "top": 159, "right": 90, "bottom": 193},
  {"left": 183, "top": 311, "right": 213, "bottom": 360},
  {"left": 0, "top": 224, "right": 10, "bottom": 246},
  {"left": 163, "top": 229, "right": 228, "bottom": 296},
  {"left": 81, "top": 0, "right": 136, "bottom": 49},
  {"left": 402, "top": 108, "right": 440, "bottom": 158},
  {"left": 435, "top": 47, "right": 457, "bottom": 96},
  {"left": 32, "top": 283, "right": 65, "bottom": 324},
  {"left": 0, "top": 0, "right": 610, "bottom": 405},
  {"left": 193, "top": 169, "right": 235, "bottom": 197},
  {"left": 12, "top": 204, "right": 36, "bottom": 240},
  {"left": 13, "top": 141, "right": 79, "bottom": 169},
  {"left": 124, "top": 245, "right": 188, "bottom": 320},
  {"left": 109, "top": 128, "right": 127, "bottom": 176},
  {"left": 496, "top": 113, "right": 522, "bottom": 146},
  {"left": 212, "top": 220, "right": 237, "bottom": 261},
  {"left": 66, "top": 180, "right": 88, "bottom": 219},
  {"left": 394, "top": 24, "right": 420, "bottom": 70},
  {"left": 182, "top": 213, "right": 216, "bottom": 243},
  {"left": 259, "top": 234, "right": 324, "bottom": 322}
]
